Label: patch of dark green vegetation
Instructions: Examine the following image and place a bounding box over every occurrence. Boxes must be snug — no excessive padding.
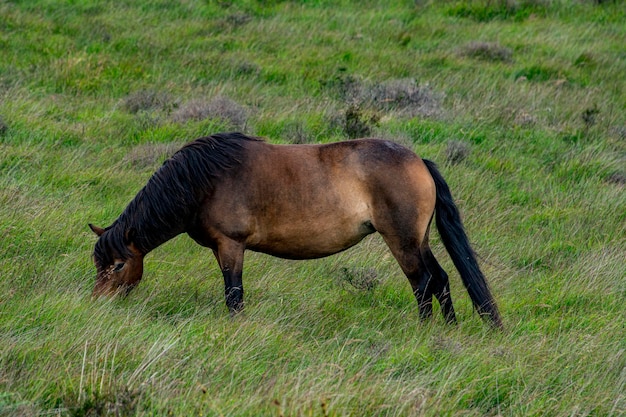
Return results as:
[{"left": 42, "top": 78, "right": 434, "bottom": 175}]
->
[
  {"left": 447, "top": 0, "right": 549, "bottom": 22},
  {"left": 66, "top": 386, "right": 141, "bottom": 417},
  {"left": 0, "top": 116, "right": 8, "bottom": 136},
  {"left": 514, "top": 65, "right": 564, "bottom": 82}
]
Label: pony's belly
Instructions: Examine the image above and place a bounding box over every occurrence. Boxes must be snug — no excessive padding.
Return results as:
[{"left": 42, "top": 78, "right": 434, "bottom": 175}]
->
[{"left": 247, "top": 220, "right": 375, "bottom": 260}]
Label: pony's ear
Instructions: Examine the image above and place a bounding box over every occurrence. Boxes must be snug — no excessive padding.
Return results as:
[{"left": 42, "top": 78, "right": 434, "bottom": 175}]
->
[
  {"left": 124, "top": 228, "right": 136, "bottom": 243},
  {"left": 89, "top": 224, "right": 105, "bottom": 236}
]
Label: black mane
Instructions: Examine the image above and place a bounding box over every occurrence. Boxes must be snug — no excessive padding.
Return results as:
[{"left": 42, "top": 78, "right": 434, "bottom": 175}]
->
[{"left": 93, "top": 132, "right": 262, "bottom": 267}]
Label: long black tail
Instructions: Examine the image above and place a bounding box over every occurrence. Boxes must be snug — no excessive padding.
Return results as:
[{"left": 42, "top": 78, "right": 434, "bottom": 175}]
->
[{"left": 423, "top": 159, "right": 503, "bottom": 329}]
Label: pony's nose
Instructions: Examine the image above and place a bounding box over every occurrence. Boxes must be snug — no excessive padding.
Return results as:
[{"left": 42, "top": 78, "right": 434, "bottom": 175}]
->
[{"left": 91, "top": 281, "right": 116, "bottom": 299}]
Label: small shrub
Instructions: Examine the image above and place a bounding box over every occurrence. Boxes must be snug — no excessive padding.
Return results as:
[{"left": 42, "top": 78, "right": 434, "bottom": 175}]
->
[
  {"left": 172, "top": 99, "right": 211, "bottom": 123},
  {"left": 366, "top": 79, "right": 442, "bottom": 117},
  {"left": 445, "top": 140, "right": 471, "bottom": 164},
  {"left": 338, "top": 267, "right": 379, "bottom": 291},
  {"left": 234, "top": 60, "right": 261, "bottom": 77},
  {"left": 581, "top": 105, "right": 600, "bottom": 128},
  {"left": 172, "top": 96, "right": 248, "bottom": 129},
  {"left": 605, "top": 171, "right": 626, "bottom": 186},
  {"left": 132, "top": 111, "right": 161, "bottom": 131},
  {"left": 68, "top": 386, "right": 140, "bottom": 417},
  {"left": 610, "top": 126, "right": 626, "bottom": 140},
  {"left": 225, "top": 12, "right": 252, "bottom": 27},
  {"left": 513, "top": 110, "right": 537, "bottom": 127},
  {"left": 323, "top": 76, "right": 441, "bottom": 118},
  {"left": 123, "top": 90, "right": 176, "bottom": 114},
  {"left": 344, "top": 104, "right": 379, "bottom": 139},
  {"left": 206, "top": 96, "right": 248, "bottom": 129},
  {"left": 461, "top": 41, "right": 513, "bottom": 62},
  {"left": 0, "top": 116, "right": 8, "bottom": 136}
]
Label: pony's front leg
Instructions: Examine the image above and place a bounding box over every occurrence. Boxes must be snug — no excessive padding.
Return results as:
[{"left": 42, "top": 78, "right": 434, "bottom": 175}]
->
[{"left": 213, "top": 239, "right": 245, "bottom": 315}]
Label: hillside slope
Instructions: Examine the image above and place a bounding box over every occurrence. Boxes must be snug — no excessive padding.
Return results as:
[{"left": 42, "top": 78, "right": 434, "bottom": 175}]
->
[{"left": 1, "top": 1, "right": 624, "bottom": 415}]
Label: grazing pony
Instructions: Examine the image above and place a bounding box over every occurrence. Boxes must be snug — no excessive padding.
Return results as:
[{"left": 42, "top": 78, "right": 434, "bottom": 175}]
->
[{"left": 90, "top": 132, "right": 502, "bottom": 328}]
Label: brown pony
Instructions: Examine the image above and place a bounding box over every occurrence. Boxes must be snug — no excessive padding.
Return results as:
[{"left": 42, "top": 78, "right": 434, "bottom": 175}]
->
[{"left": 89, "top": 132, "right": 502, "bottom": 328}]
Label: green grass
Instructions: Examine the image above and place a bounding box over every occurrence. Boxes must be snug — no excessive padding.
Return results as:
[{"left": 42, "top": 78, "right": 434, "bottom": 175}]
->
[{"left": 1, "top": 0, "right": 625, "bottom": 415}]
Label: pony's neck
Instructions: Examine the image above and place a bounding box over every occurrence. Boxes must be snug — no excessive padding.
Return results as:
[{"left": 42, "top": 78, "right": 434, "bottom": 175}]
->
[
  {"left": 118, "top": 189, "right": 192, "bottom": 256},
  {"left": 133, "top": 221, "right": 185, "bottom": 256},
  {"left": 115, "top": 134, "right": 249, "bottom": 255}
]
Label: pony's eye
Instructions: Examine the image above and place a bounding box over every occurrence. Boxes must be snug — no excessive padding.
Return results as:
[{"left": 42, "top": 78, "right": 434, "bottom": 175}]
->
[{"left": 113, "top": 262, "right": 126, "bottom": 272}]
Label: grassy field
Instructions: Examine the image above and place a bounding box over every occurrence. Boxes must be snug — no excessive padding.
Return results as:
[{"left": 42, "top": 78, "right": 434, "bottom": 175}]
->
[{"left": 1, "top": 0, "right": 625, "bottom": 415}]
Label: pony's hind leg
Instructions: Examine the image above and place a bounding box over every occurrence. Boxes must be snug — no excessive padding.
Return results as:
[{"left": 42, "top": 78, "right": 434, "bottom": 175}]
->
[
  {"left": 422, "top": 248, "right": 456, "bottom": 324},
  {"left": 370, "top": 163, "right": 438, "bottom": 321},
  {"left": 378, "top": 228, "right": 456, "bottom": 323},
  {"left": 379, "top": 233, "right": 435, "bottom": 320}
]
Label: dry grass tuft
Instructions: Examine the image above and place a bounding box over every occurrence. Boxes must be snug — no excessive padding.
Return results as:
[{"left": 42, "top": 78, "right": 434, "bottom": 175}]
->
[
  {"left": 172, "top": 96, "right": 248, "bottom": 129},
  {"left": 605, "top": 171, "right": 626, "bottom": 186},
  {"left": 513, "top": 110, "right": 537, "bottom": 127},
  {"left": 326, "top": 76, "right": 442, "bottom": 118},
  {"left": 366, "top": 79, "right": 442, "bottom": 117},
  {"left": 445, "top": 140, "right": 471, "bottom": 164},
  {"left": 610, "top": 126, "right": 626, "bottom": 141},
  {"left": 337, "top": 266, "right": 380, "bottom": 291},
  {"left": 225, "top": 12, "right": 252, "bottom": 27},
  {"left": 123, "top": 90, "right": 177, "bottom": 114},
  {"left": 461, "top": 41, "right": 513, "bottom": 62},
  {"left": 123, "top": 142, "right": 184, "bottom": 170},
  {"left": 327, "top": 104, "right": 381, "bottom": 139},
  {"left": 234, "top": 60, "right": 261, "bottom": 77}
]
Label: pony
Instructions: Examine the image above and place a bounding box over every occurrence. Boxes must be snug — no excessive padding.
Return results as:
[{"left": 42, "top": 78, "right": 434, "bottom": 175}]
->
[{"left": 90, "top": 132, "right": 502, "bottom": 328}]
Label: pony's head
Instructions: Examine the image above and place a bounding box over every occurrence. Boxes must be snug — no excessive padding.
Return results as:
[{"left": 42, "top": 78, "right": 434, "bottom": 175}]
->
[{"left": 89, "top": 224, "right": 144, "bottom": 297}]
